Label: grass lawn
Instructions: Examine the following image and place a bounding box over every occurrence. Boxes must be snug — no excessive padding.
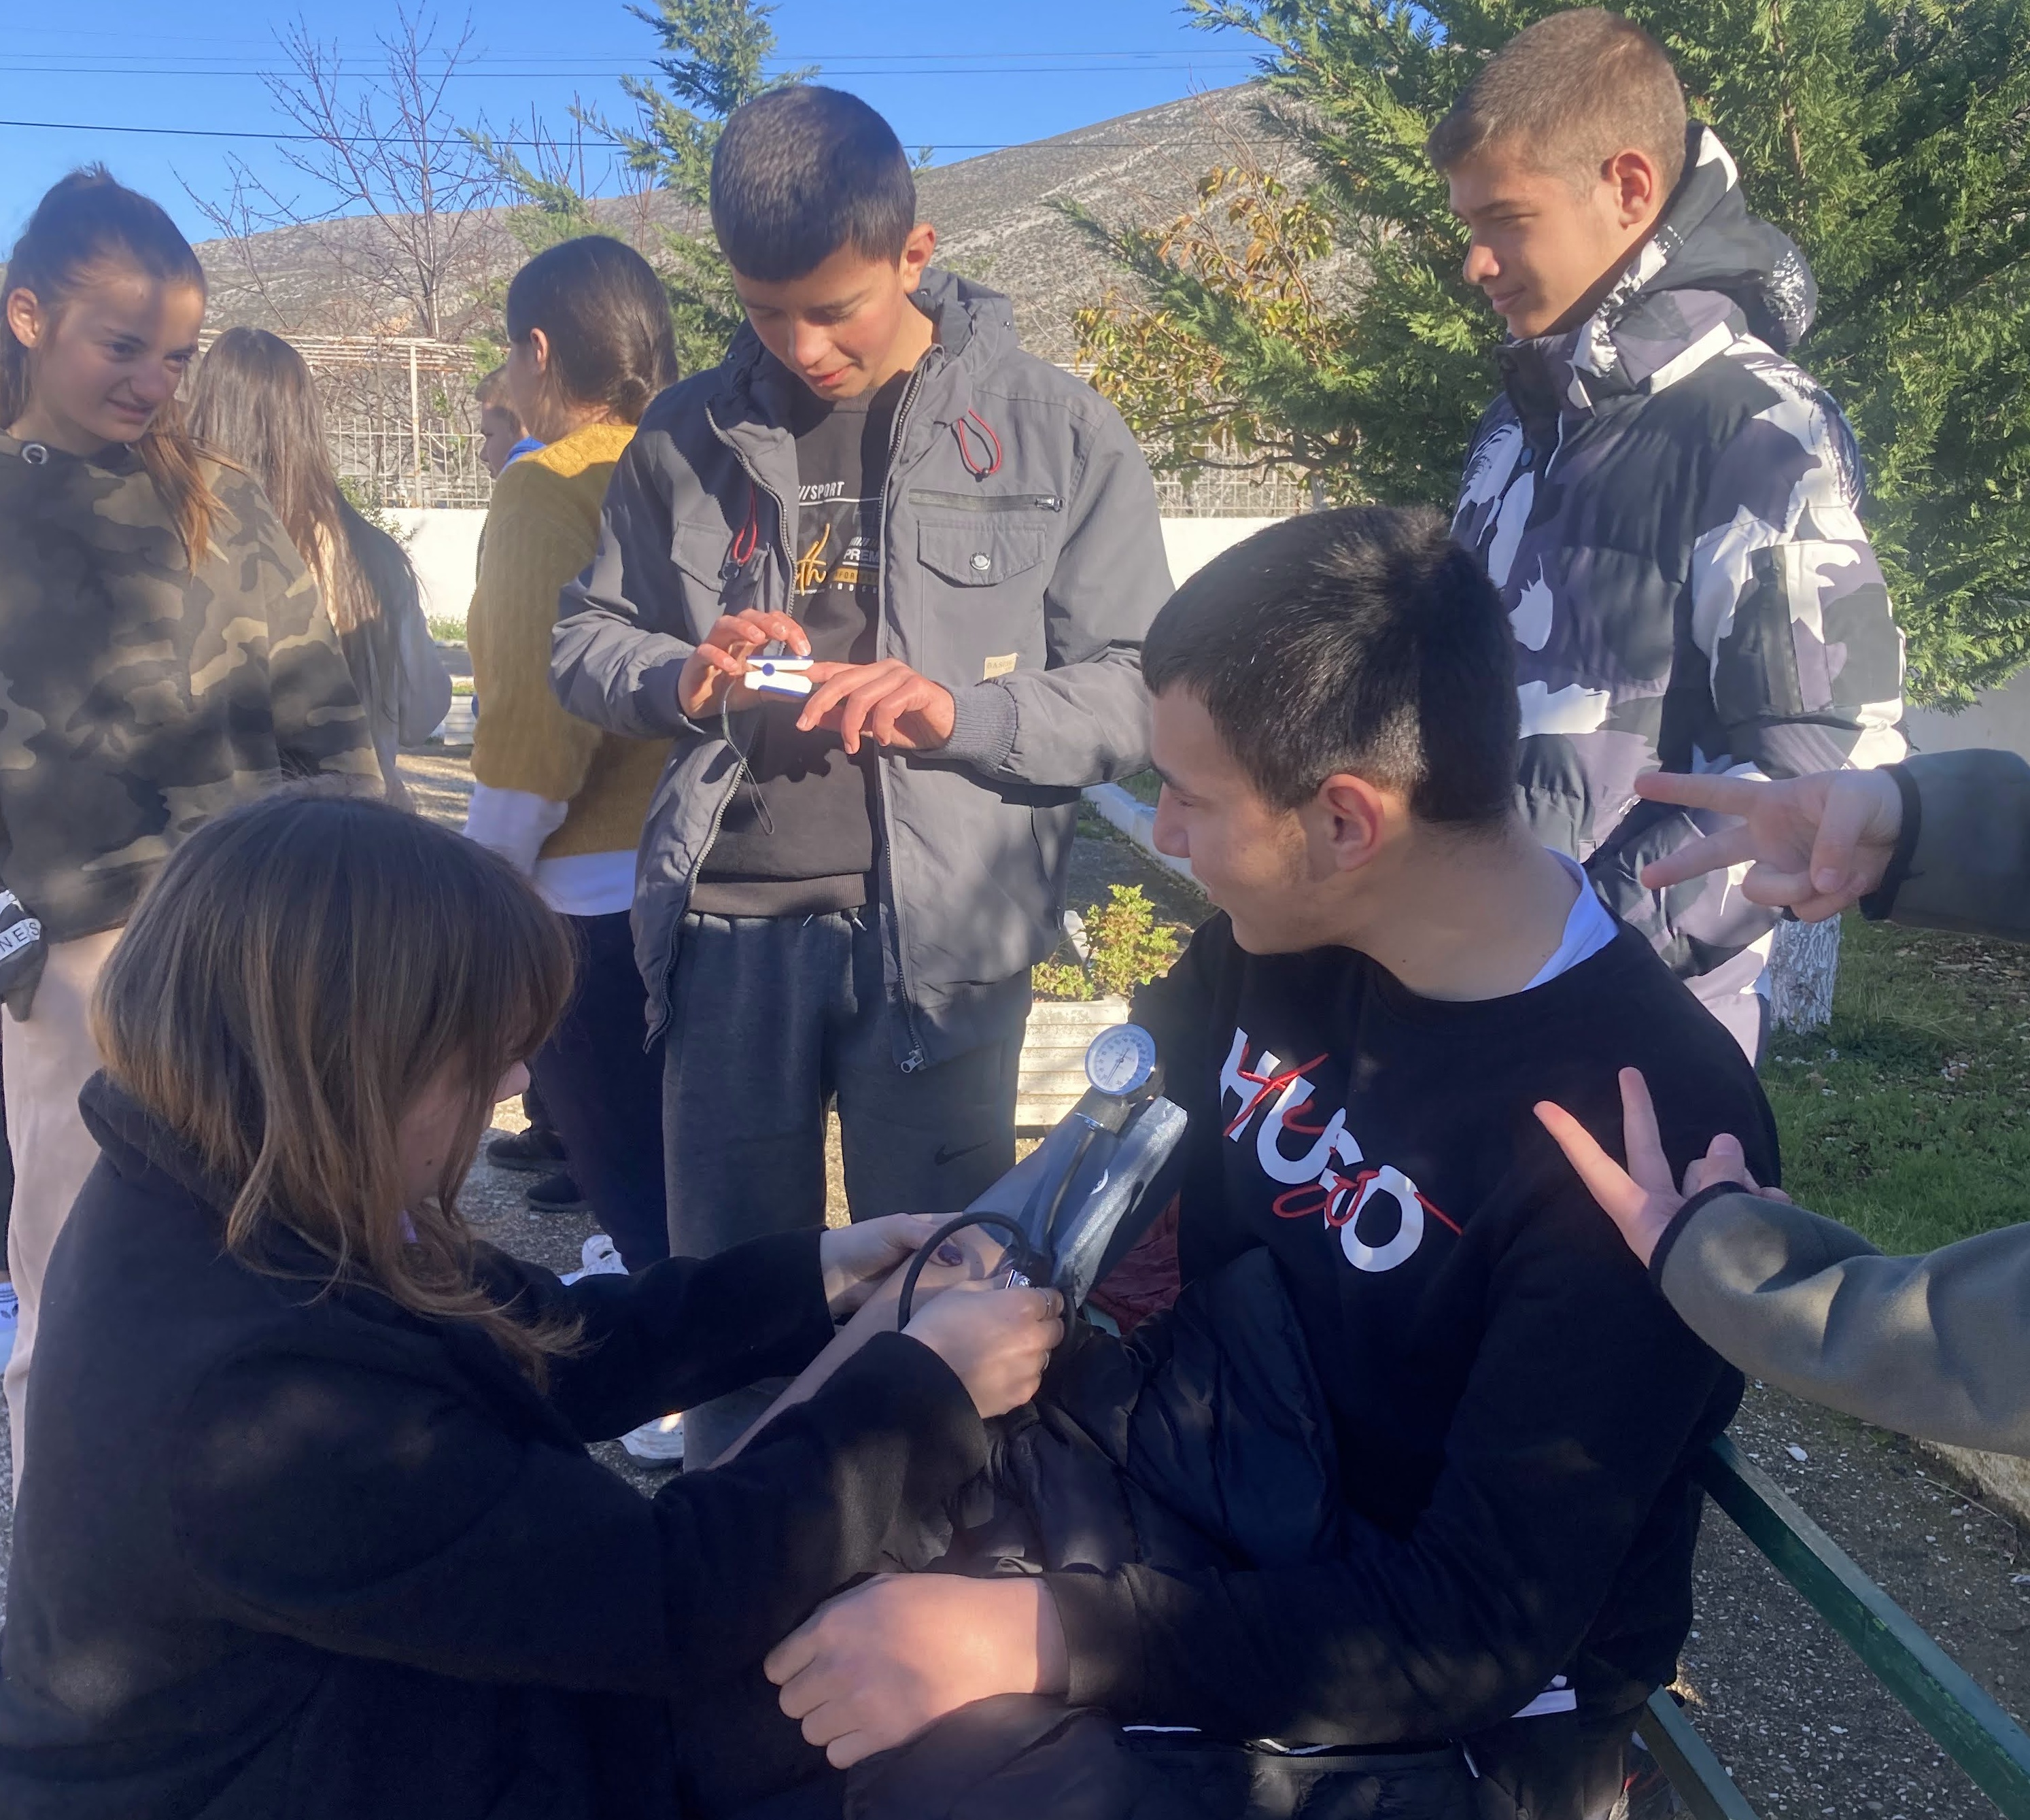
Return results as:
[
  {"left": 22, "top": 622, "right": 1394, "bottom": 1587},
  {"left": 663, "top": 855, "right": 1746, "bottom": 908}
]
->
[{"left": 1763, "top": 914, "right": 2030, "bottom": 1255}]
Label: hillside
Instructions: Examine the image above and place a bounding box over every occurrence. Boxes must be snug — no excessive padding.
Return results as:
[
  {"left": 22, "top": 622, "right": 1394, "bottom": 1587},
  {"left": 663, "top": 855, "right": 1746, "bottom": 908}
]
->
[{"left": 194, "top": 84, "right": 1284, "bottom": 364}]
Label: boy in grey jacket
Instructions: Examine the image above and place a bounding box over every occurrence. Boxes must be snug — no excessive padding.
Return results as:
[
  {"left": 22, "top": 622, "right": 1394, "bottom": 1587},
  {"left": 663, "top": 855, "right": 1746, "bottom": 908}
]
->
[
  {"left": 551, "top": 86, "right": 1168, "bottom": 1460},
  {"left": 1535, "top": 748, "right": 2030, "bottom": 1456}
]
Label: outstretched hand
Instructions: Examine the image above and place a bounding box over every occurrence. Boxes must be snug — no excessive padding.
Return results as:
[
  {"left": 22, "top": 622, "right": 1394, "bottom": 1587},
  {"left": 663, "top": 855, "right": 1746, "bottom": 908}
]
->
[
  {"left": 1632, "top": 769, "right": 1903, "bottom": 923},
  {"left": 1534, "top": 1067, "right": 1785, "bottom": 1267}
]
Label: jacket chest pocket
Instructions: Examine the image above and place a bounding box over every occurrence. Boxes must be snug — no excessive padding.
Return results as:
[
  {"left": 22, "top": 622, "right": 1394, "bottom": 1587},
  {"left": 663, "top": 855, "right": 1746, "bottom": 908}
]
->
[
  {"left": 672, "top": 517, "right": 766, "bottom": 630},
  {"left": 911, "top": 491, "right": 1061, "bottom": 591}
]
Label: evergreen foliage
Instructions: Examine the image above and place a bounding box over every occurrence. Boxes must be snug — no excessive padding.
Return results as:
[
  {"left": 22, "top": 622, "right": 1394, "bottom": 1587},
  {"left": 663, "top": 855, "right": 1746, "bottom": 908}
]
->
[
  {"left": 481, "top": 0, "right": 805, "bottom": 376},
  {"left": 1078, "top": 1, "right": 2030, "bottom": 704}
]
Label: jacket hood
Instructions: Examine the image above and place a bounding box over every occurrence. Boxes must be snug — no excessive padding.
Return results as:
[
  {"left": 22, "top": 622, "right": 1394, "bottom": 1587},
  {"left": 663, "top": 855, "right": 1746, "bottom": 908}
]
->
[
  {"left": 1501, "top": 125, "right": 1817, "bottom": 419},
  {"left": 715, "top": 267, "right": 1016, "bottom": 420}
]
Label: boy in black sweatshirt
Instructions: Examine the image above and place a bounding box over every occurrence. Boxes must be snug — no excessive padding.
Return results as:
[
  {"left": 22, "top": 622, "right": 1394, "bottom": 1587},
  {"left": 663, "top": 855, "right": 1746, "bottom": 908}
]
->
[{"left": 764, "top": 508, "right": 1778, "bottom": 1817}]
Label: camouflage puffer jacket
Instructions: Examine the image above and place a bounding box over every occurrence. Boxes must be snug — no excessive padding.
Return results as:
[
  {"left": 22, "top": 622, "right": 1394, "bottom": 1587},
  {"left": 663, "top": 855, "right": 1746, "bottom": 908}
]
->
[
  {"left": 0, "top": 434, "right": 381, "bottom": 943},
  {"left": 1450, "top": 124, "right": 1906, "bottom": 1053}
]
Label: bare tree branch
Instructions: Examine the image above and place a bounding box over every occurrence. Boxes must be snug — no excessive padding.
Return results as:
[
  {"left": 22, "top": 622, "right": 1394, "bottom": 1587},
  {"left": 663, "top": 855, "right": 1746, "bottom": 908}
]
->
[{"left": 256, "top": 5, "right": 504, "bottom": 338}]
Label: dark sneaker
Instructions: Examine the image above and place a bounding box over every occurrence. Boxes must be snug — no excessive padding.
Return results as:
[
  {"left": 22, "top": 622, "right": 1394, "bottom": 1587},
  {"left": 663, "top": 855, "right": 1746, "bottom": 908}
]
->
[
  {"left": 487, "top": 1126, "right": 569, "bottom": 1173},
  {"left": 526, "top": 1171, "right": 589, "bottom": 1214}
]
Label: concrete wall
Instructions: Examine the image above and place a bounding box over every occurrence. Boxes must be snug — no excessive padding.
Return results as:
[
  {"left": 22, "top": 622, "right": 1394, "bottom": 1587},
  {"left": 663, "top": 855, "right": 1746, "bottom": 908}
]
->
[
  {"left": 402, "top": 509, "right": 1279, "bottom": 635},
  {"left": 387, "top": 508, "right": 485, "bottom": 628},
  {"left": 1904, "top": 669, "right": 2030, "bottom": 763}
]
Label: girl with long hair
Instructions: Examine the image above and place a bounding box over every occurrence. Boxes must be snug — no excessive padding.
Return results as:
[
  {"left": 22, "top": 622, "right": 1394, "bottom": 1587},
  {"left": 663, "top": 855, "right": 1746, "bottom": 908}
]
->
[
  {"left": 0, "top": 168, "right": 379, "bottom": 1487},
  {"left": 0, "top": 790, "right": 1060, "bottom": 1820},
  {"left": 186, "top": 326, "right": 451, "bottom": 806},
  {"left": 463, "top": 236, "right": 681, "bottom": 1376}
]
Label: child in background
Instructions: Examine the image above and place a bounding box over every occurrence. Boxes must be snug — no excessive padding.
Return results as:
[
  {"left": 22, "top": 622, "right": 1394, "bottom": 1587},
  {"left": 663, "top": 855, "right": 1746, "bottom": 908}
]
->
[
  {"left": 463, "top": 240, "right": 680, "bottom": 1465},
  {"left": 188, "top": 327, "right": 451, "bottom": 808},
  {"left": 0, "top": 168, "right": 379, "bottom": 1486},
  {"left": 472, "top": 362, "right": 571, "bottom": 1190},
  {"left": 475, "top": 362, "right": 540, "bottom": 478}
]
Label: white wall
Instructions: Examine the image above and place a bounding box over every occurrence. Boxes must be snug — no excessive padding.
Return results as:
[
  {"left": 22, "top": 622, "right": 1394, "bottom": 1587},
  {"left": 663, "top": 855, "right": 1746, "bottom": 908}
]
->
[
  {"left": 1904, "top": 671, "right": 2030, "bottom": 763},
  {"left": 1160, "top": 517, "right": 1284, "bottom": 585},
  {"left": 387, "top": 508, "right": 485, "bottom": 628},
  {"left": 407, "top": 509, "right": 1280, "bottom": 635}
]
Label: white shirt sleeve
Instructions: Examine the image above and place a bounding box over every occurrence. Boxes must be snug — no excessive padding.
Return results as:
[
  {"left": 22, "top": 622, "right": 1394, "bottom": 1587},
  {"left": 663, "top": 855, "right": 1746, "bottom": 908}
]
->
[{"left": 462, "top": 783, "right": 570, "bottom": 876}]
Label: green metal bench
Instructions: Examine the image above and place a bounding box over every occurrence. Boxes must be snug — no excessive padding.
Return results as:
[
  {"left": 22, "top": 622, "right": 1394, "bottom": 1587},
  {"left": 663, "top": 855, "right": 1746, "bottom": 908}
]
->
[{"left": 1640, "top": 1435, "right": 2030, "bottom": 1818}]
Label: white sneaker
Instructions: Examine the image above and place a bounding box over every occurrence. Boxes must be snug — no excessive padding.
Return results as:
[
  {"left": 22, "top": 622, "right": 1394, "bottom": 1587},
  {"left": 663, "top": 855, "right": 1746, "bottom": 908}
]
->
[
  {"left": 560, "top": 1234, "right": 627, "bottom": 1285},
  {"left": 621, "top": 1411, "right": 685, "bottom": 1466},
  {"left": 0, "top": 1282, "right": 16, "bottom": 1373}
]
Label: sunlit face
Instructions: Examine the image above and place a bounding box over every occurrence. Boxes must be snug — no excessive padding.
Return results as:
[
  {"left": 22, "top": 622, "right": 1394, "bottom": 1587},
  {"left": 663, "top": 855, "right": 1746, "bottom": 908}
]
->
[
  {"left": 477, "top": 403, "right": 526, "bottom": 478},
  {"left": 3, "top": 267, "right": 206, "bottom": 457},
  {"left": 729, "top": 224, "right": 937, "bottom": 401},
  {"left": 1149, "top": 688, "right": 1331, "bottom": 955},
  {"left": 1447, "top": 144, "right": 1657, "bottom": 340},
  {"left": 396, "top": 1060, "right": 528, "bottom": 1215}
]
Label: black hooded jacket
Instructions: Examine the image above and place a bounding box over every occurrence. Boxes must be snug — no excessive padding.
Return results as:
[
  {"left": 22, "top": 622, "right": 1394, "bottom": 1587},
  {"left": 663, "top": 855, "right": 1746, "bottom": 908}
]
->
[{"left": 0, "top": 1076, "right": 987, "bottom": 1820}]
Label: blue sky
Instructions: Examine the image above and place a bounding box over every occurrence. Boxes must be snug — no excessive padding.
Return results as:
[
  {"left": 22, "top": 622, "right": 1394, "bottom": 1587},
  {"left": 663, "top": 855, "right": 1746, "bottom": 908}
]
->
[{"left": 1, "top": 2, "right": 1262, "bottom": 245}]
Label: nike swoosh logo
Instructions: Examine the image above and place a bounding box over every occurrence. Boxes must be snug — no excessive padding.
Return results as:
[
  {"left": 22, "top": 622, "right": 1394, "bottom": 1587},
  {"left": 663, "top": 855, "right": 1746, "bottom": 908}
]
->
[{"left": 933, "top": 1139, "right": 991, "bottom": 1167}]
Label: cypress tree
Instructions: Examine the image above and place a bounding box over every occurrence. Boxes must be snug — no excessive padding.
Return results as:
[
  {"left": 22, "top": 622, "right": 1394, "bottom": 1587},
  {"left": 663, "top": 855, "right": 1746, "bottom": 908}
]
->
[{"left": 1081, "top": 0, "right": 2030, "bottom": 704}]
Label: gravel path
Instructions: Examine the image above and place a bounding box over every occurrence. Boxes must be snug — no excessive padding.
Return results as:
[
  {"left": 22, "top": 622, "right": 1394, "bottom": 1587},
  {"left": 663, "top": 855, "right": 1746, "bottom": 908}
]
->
[{"left": 0, "top": 742, "right": 2017, "bottom": 1817}]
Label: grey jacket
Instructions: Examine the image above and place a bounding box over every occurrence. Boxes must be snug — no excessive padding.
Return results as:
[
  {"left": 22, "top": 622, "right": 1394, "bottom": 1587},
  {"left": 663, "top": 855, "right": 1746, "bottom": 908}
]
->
[
  {"left": 345, "top": 509, "right": 452, "bottom": 809},
  {"left": 1653, "top": 747, "right": 2030, "bottom": 1452},
  {"left": 553, "top": 272, "right": 1168, "bottom": 1063}
]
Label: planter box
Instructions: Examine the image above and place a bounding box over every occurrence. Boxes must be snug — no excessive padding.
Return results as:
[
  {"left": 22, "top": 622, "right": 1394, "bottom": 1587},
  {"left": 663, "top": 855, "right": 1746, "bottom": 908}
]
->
[
  {"left": 1018, "top": 995, "right": 1131, "bottom": 1130},
  {"left": 433, "top": 698, "right": 477, "bottom": 745}
]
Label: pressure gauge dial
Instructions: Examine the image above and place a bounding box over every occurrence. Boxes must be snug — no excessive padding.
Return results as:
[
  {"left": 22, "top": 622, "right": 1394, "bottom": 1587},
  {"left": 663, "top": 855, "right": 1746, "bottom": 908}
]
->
[{"left": 1085, "top": 1023, "right": 1158, "bottom": 1098}]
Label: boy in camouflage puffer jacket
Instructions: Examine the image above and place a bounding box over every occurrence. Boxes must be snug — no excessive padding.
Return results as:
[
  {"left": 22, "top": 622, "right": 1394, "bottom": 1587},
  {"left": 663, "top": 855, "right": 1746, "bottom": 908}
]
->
[{"left": 1435, "top": 13, "right": 1905, "bottom": 1059}]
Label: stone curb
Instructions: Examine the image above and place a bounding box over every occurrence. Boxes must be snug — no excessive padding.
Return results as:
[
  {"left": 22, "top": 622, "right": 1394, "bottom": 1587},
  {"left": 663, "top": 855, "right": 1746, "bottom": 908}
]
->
[{"left": 1082, "top": 783, "right": 1203, "bottom": 891}]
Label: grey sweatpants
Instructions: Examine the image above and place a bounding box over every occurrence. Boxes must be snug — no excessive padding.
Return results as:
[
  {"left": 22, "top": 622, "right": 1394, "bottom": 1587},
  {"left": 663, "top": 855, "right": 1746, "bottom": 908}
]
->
[{"left": 664, "top": 908, "right": 1020, "bottom": 1463}]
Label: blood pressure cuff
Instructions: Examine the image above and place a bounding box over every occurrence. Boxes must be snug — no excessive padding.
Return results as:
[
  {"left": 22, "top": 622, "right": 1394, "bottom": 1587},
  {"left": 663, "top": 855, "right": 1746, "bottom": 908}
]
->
[{"left": 0, "top": 889, "right": 46, "bottom": 1021}]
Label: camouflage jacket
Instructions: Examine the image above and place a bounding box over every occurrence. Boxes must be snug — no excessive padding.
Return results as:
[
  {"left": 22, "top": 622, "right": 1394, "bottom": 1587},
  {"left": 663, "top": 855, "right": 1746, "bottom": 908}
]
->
[
  {"left": 1450, "top": 125, "right": 1905, "bottom": 1048},
  {"left": 0, "top": 434, "right": 380, "bottom": 942}
]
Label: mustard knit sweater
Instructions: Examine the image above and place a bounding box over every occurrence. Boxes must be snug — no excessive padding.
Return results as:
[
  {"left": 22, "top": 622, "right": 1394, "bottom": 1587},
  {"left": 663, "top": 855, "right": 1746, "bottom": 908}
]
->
[{"left": 468, "top": 422, "right": 668, "bottom": 859}]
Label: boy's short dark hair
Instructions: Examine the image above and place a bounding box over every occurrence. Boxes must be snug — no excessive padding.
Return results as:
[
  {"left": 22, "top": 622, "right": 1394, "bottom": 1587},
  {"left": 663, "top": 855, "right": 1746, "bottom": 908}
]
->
[
  {"left": 1142, "top": 506, "right": 1519, "bottom": 827},
  {"left": 710, "top": 86, "right": 916, "bottom": 282},
  {"left": 1426, "top": 8, "right": 1687, "bottom": 196}
]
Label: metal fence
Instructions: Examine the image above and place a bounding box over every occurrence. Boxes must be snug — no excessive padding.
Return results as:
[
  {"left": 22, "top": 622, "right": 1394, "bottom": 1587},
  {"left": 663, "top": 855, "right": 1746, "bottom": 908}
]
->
[
  {"left": 238, "top": 335, "right": 1303, "bottom": 518},
  {"left": 232, "top": 334, "right": 494, "bottom": 511}
]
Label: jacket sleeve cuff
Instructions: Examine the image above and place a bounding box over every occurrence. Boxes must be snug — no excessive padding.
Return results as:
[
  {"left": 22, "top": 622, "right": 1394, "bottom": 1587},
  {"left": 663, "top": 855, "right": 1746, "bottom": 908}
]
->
[
  {"left": 1046, "top": 1568, "right": 1146, "bottom": 1713},
  {"left": 463, "top": 783, "right": 569, "bottom": 875},
  {"left": 1858, "top": 763, "right": 1922, "bottom": 921},
  {"left": 941, "top": 680, "right": 1020, "bottom": 774},
  {"left": 1648, "top": 1182, "right": 1747, "bottom": 1290}
]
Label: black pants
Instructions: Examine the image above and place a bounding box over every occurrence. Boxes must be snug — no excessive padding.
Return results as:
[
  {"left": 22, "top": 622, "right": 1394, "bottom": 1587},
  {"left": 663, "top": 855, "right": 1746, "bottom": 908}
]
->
[{"left": 528, "top": 911, "right": 668, "bottom": 1271}]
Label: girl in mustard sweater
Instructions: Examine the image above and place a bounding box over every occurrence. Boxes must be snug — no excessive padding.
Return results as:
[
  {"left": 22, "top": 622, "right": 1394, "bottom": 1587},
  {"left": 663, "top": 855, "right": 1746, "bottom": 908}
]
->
[{"left": 464, "top": 237, "right": 677, "bottom": 1311}]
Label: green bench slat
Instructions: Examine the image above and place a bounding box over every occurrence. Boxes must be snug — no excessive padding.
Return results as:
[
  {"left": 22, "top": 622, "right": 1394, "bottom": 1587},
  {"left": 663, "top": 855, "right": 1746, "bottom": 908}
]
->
[
  {"left": 1641, "top": 1687, "right": 1762, "bottom": 1820},
  {"left": 1694, "top": 1434, "right": 2030, "bottom": 1819}
]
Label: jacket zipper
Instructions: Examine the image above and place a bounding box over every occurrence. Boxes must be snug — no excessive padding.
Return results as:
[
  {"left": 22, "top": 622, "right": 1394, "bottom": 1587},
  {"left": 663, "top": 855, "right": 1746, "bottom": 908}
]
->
[
  {"left": 876, "top": 362, "right": 933, "bottom": 1071},
  {"left": 906, "top": 490, "right": 1063, "bottom": 513},
  {"left": 652, "top": 406, "right": 799, "bottom": 1037}
]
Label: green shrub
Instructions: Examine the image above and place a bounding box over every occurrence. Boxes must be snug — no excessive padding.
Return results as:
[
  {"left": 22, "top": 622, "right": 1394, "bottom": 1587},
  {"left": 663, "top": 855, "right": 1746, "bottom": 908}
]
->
[{"left": 1032, "top": 885, "right": 1181, "bottom": 1002}]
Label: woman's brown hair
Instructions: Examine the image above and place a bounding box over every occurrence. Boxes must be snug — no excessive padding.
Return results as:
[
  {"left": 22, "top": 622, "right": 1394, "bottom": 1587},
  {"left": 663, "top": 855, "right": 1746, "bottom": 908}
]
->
[
  {"left": 186, "top": 327, "right": 398, "bottom": 640},
  {"left": 505, "top": 234, "right": 678, "bottom": 425},
  {"left": 0, "top": 166, "right": 222, "bottom": 568},
  {"left": 92, "top": 791, "right": 581, "bottom": 1381}
]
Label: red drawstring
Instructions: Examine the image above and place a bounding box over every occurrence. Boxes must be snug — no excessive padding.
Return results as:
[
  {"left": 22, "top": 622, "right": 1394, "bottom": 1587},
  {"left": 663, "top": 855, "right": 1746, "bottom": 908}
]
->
[
  {"left": 728, "top": 485, "right": 759, "bottom": 568},
  {"left": 953, "top": 409, "right": 1003, "bottom": 477}
]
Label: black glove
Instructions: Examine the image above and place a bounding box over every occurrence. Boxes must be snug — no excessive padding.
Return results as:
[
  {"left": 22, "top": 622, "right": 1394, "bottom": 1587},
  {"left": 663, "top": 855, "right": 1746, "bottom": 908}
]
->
[{"left": 0, "top": 889, "right": 46, "bottom": 1021}]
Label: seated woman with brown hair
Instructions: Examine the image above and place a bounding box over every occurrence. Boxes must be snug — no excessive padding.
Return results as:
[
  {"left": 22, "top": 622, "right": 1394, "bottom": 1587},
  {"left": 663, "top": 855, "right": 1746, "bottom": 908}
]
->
[{"left": 0, "top": 791, "right": 1062, "bottom": 1820}]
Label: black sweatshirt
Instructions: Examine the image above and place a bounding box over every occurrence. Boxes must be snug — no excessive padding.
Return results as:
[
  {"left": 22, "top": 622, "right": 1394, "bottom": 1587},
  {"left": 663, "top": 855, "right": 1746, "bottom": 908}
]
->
[
  {"left": 1047, "top": 918, "right": 1776, "bottom": 1743},
  {"left": 0, "top": 1076, "right": 988, "bottom": 1820}
]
